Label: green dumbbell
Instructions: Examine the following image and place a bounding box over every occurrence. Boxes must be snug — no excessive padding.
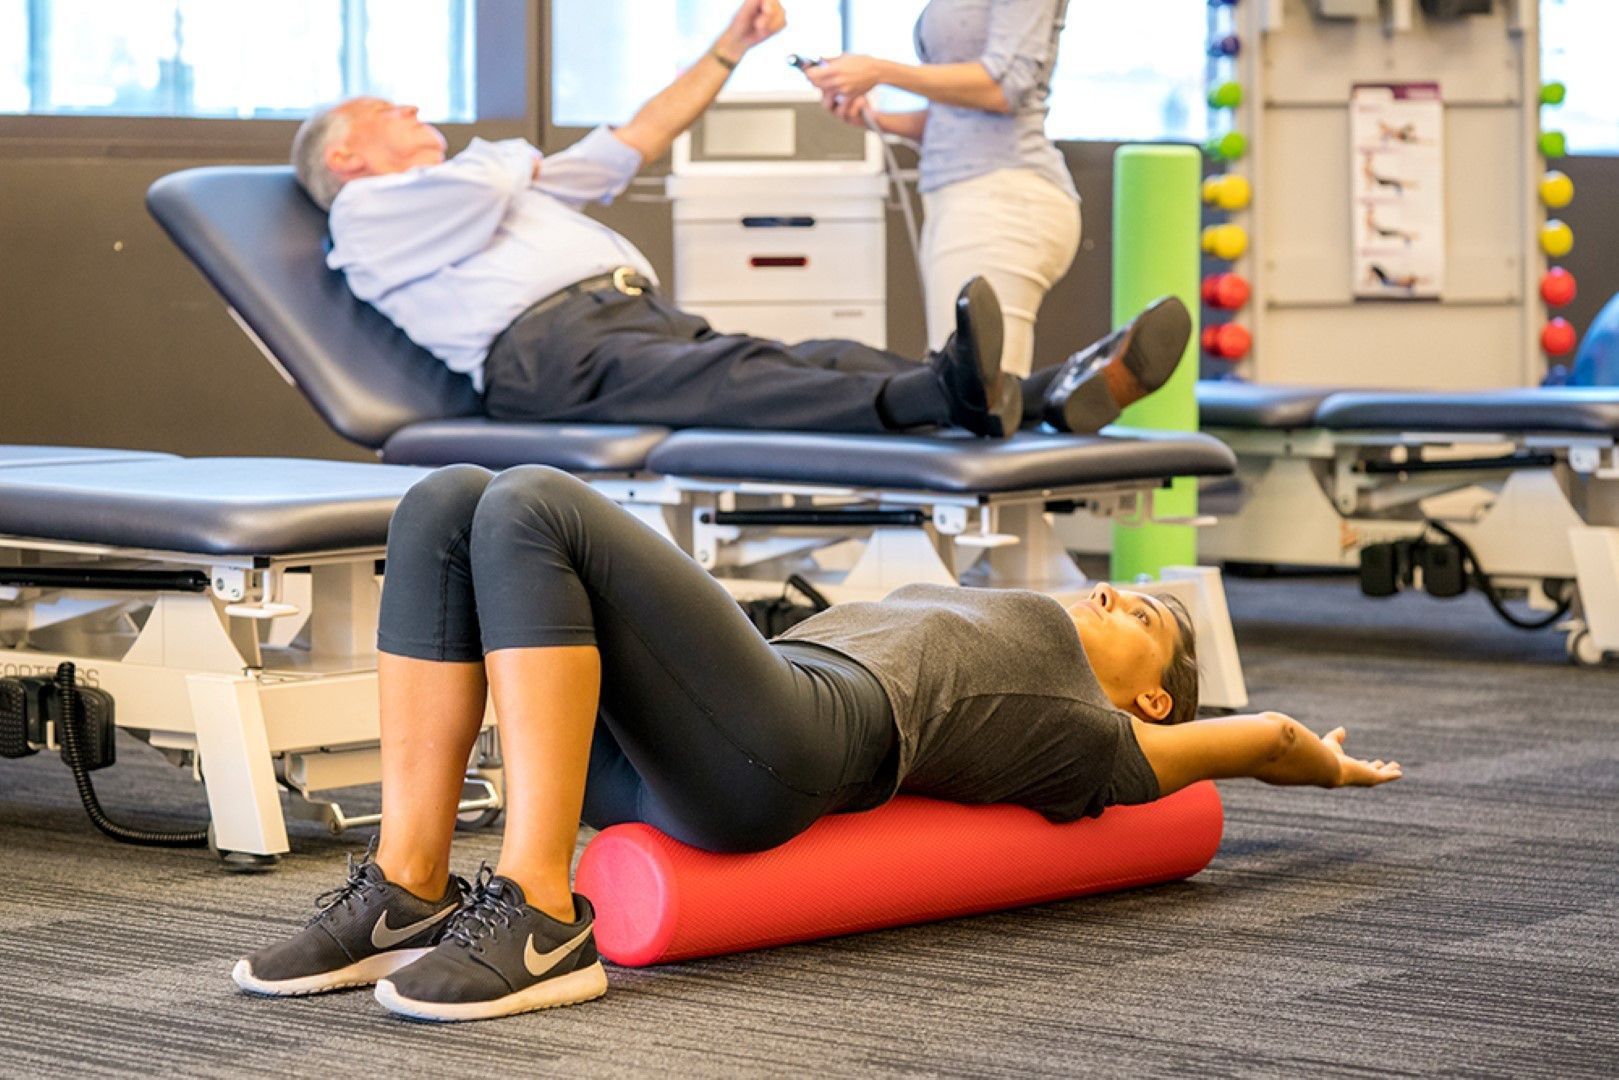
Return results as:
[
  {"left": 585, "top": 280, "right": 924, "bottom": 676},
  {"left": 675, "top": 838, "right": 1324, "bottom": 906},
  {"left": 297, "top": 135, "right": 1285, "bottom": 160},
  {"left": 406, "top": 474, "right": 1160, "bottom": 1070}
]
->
[
  {"left": 1208, "top": 81, "right": 1243, "bottom": 109},
  {"left": 1540, "top": 81, "right": 1566, "bottom": 106},
  {"left": 1204, "top": 131, "right": 1248, "bottom": 161}
]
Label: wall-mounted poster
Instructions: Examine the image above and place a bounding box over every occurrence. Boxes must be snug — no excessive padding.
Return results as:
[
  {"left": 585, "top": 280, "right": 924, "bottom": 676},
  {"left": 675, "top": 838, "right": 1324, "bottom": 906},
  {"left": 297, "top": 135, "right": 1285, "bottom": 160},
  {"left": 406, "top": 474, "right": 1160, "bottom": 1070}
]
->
[{"left": 1351, "top": 82, "right": 1445, "bottom": 300}]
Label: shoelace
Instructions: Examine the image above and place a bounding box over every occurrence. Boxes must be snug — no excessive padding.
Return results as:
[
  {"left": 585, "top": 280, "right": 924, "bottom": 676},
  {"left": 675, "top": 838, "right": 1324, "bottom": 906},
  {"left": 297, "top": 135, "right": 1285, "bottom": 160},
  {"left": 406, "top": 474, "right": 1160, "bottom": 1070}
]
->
[
  {"left": 444, "top": 864, "right": 525, "bottom": 949},
  {"left": 307, "top": 846, "right": 379, "bottom": 926}
]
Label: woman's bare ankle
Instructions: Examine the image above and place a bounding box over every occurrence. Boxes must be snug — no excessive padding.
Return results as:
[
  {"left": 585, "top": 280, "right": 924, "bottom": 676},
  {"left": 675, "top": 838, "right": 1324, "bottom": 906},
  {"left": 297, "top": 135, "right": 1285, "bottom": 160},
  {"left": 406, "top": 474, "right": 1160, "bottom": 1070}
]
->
[
  {"left": 375, "top": 847, "right": 452, "bottom": 902},
  {"left": 495, "top": 864, "right": 577, "bottom": 923}
]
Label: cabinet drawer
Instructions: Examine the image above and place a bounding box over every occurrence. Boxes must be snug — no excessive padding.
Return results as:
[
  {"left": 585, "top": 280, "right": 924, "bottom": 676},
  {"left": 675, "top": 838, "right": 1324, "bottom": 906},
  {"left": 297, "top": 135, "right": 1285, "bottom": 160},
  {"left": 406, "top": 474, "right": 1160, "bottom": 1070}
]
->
[
  {"left": 679, "top": 302, "right": 887, "bottom": 351},
  {"left": 674, "top": 219, "right": 886, "bottom": 304}
]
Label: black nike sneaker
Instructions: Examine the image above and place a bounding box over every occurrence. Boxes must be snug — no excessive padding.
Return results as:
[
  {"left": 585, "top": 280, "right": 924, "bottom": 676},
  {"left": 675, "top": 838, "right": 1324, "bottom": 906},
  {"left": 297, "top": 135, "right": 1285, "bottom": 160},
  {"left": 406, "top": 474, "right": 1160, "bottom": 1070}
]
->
[
  {"left": 232, "top": 849, "right": 466, "bottom": 997},
  {"left": 374, "top": 868, "right": 607, "bottom": 1022}
]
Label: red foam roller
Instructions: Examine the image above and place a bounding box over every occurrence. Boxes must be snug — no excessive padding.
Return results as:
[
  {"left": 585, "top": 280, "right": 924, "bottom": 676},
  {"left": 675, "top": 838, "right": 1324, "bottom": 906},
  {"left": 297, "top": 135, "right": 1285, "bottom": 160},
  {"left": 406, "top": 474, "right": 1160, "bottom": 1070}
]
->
[{"left": 575, "top": 782, "right": 1223, "bottom": 966}]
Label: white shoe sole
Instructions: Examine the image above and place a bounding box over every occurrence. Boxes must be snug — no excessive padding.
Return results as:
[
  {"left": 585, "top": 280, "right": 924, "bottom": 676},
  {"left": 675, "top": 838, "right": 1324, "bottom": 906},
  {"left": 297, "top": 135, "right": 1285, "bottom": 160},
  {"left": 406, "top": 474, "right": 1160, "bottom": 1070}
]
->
[
  {"left": 374, "top": 961, "right": 608, "bottom": 1022},
  {"left": 232, "top": 948, "right": 432, "bottom": 997}
]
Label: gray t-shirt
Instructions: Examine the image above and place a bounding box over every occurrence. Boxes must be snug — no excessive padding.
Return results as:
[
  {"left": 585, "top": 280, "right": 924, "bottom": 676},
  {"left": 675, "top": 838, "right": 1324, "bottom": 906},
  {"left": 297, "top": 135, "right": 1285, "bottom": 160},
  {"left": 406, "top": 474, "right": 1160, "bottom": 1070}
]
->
[
  {"left": 777, "top": 584, "right": 1160, "bottom": 822},
  {"left": 913, "top": 0, "right": 1079, "bottom": 198}
]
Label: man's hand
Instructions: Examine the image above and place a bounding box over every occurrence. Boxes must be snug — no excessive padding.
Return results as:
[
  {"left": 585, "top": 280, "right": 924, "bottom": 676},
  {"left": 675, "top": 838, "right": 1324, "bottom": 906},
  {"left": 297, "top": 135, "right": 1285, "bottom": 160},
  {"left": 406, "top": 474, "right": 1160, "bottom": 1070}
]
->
[
  {"left": 716, "top": 0, "right": 786, "bottom": 61},
  {"left": 1321, "top": 727, "right": 1403, "bottom": 787},
  {"left": 804, "top": 54, "right": 886, "bottom": 100}
]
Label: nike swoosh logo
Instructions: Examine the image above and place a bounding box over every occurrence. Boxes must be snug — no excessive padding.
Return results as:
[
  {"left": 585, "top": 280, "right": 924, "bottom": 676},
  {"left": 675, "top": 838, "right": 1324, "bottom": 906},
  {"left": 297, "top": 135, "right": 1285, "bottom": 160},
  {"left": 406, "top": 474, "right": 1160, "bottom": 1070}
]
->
[
  {"left": 523, "top": 924, "right": 594, "bottom": 977},
  {"left": 371, "top": 904, "right": 456, "bottom": 950}
]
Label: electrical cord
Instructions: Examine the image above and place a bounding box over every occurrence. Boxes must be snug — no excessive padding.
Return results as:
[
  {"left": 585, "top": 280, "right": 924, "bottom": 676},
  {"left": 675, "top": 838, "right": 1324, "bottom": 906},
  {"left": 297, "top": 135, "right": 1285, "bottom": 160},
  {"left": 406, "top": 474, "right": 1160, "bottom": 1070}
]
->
[
  {"left": 1424, "top": 522, "right": 1571, "bottom": 631},
  {"left": 54, "top": 662, "right": 208, "bottom": 847},
  {"left": 862, "top": 105, "right": 927, "bottom": 312}
]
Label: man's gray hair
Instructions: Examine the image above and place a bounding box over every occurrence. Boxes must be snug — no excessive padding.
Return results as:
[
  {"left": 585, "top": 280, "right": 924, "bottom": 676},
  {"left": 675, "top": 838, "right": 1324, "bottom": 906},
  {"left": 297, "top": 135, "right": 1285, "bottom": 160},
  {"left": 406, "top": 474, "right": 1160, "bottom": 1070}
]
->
[{"left": 291, "top": 103, "right": 351, "bottom": 211}]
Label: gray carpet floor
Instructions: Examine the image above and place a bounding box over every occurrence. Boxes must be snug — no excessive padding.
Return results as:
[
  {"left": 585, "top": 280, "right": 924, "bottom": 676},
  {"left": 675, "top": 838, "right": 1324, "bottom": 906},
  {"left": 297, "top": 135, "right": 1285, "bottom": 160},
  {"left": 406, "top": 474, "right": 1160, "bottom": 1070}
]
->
[{"left": 1, "top": 577, "right": 1615, "bottom": 1078}]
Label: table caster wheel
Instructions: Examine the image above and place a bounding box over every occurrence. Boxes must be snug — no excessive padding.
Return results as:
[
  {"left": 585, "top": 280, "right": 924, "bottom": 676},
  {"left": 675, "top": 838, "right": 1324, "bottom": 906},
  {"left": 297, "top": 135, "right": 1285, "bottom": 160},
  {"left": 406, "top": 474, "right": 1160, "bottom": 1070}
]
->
[
  {"left": 456, "top": 807, "right": 503, "bottom": 831},
  {"left": 1566, "top": 628, "right": 1606, "bottom": 667},
  {"left": 208, "top": 824, "right": 280, "bottom": 873}
]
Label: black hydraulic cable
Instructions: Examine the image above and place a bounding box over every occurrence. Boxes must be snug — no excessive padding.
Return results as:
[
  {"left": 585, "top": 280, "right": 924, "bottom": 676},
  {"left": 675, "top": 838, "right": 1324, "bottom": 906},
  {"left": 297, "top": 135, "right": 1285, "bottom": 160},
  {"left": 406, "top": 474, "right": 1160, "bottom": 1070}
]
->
[
  {"left": 707, "top": 508, "right": 929, "bottom": 528},
  {"left": 1425, "top": 522, "right": 1571, "bottom": 631},
  {"left": 54, "top": 662, "right": 208, "bottom": 848},
  {"left": 1361, "top": 452, "right": 1557, "bottom": 476}
]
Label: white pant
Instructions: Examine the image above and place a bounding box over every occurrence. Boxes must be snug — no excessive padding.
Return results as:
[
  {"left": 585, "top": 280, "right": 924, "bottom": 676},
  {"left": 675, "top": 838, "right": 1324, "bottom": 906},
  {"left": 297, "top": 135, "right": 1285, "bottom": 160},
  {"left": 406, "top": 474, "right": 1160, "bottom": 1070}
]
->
[{"left": 920, "top": 168, "right": 1082, "bottom": 378}]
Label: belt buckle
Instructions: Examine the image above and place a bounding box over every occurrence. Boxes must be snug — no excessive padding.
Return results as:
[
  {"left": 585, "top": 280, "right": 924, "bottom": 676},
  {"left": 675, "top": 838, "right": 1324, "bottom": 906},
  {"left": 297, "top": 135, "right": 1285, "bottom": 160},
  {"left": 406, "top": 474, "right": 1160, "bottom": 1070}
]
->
[{"left": 612, "top": 266, "right": 644, "bottom": 297}]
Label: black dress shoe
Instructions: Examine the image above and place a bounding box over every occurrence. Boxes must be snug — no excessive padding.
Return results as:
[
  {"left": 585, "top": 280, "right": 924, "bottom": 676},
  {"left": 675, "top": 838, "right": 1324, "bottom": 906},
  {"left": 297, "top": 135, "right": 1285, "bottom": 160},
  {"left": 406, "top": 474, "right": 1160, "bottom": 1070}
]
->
[
  {"left": 927, "top": 277, "right": 1020, "bottom": 438},
  {"left": 1042, "top": 296, "right": 1191, "bottom": 434}
]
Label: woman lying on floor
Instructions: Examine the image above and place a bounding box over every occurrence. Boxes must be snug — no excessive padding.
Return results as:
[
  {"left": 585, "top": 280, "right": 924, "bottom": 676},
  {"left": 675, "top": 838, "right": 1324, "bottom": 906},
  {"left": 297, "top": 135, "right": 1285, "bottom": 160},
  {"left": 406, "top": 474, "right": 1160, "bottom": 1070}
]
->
[{"left": 234, "top": 466, "right": 1402, "bottom": 1022}]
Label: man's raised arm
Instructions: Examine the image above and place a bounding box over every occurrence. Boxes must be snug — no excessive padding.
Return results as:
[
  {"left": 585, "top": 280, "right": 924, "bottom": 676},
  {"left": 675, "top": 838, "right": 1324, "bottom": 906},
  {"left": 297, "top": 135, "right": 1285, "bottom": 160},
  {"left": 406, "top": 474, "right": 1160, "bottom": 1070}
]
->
[{"left": 611, "top": 0, "right": 785, "bottom": 164}]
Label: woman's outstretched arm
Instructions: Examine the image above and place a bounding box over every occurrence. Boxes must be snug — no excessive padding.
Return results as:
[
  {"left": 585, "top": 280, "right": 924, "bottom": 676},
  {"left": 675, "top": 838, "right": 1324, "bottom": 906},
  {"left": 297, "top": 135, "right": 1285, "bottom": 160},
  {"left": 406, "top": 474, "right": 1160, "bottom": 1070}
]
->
[{"left": 1132, "top": 713, "right": 1403, "bottom": 798}]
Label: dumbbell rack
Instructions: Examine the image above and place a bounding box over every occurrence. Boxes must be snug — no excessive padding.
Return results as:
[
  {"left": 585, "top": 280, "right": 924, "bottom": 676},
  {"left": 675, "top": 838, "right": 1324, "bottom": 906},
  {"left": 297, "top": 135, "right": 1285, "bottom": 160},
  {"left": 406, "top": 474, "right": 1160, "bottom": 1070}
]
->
[{"left": 1199, "top": 0, "right": 1553, "bottom": 390}]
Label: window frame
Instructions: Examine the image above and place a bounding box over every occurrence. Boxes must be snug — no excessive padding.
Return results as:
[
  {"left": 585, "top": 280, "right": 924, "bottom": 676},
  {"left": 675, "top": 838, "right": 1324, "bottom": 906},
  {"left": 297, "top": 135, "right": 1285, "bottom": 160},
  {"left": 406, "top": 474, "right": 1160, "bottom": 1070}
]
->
[
  {"left": 0, "top": 0, "right": 538, "bottom": 158},
  {"left": 539, "top": 0, "right": 855, "bottom": 163}
]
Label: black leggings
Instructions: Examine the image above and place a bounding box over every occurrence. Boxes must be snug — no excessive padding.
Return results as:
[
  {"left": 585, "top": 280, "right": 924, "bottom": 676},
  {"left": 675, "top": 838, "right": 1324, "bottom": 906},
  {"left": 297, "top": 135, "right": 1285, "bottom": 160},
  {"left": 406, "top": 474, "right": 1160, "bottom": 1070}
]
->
[{"left": 377, "top": 465, "right": 897, "bottom": 853}]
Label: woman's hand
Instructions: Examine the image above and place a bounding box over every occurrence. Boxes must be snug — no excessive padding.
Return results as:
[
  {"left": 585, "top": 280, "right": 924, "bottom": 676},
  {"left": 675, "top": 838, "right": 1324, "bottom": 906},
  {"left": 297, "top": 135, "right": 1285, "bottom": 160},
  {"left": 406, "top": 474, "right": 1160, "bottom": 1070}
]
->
[
  {"left": 1322, "top": 727, "right": 1403, "bottom": 787},
  {"left": 803, "top": 54, "right": 887, "bottom": 100},
  {"left": 821, "top": 90, "right": 873, "bottom": 127}
]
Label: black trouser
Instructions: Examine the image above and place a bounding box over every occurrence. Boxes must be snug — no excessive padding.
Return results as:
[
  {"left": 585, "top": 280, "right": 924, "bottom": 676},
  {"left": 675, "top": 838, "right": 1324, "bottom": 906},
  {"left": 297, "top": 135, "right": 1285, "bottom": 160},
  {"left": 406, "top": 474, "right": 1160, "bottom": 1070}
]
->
[
  {"left": 481, "top": 288, "right": 1069, "bottom": 432},
  {"left": 377, "top": 465, "right": 898, "bottom": 853}
]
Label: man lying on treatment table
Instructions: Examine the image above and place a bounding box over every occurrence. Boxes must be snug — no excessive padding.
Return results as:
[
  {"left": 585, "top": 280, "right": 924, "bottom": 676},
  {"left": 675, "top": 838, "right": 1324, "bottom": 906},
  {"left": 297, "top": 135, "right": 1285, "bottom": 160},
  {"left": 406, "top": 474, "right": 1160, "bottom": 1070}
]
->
[{"left": 291, "top": 0, "right": 1191, "bottom": 443}]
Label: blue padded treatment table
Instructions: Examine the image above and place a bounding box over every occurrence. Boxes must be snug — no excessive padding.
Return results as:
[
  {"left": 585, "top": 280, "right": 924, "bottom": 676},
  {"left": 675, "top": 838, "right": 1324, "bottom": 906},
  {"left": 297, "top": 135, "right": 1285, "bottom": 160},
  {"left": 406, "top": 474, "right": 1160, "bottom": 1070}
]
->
[
  {"left": 1197, "top": 382, "right": 1619, "bottom": 436},
  {"left": 1315, "top": 388, "right": 1619, "bottom": 435},
  {"left": 0, "top": 446, "right": 178, "bottom": 469},
  {"left": 0, "top": 457, "right": 425, "bottom": 556},
  {"left": 147, "top": 167, "right": 688, "bottom": 475},
  {"left": 647, "top": 428, "right": 1235, "bottom": 492},
  {"left": 1196, "top": 383, "right": 1336, "bottom": 430},
  {"left": 148, "top": 165, "right": 1236, "bottom": 492}
]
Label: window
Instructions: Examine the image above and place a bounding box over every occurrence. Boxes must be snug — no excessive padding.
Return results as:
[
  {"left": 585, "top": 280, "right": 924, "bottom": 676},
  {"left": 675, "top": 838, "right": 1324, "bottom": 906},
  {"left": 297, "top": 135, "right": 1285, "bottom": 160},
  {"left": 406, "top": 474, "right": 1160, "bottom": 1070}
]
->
[
  {"left": 1047, "top": 0, "right": 1208, "bottom": 143},
  {"left": 1, "top": 0, "right": 475, "bottom": 121},
  {"left": 844, "top": 0, "right": 926, "bottom": 114},
  {"left": 549, "top": 0, "right": 1211, "bottom": 142},
  {"left": 852, "top": 0, "right": 1208, "bottom": 142},
  {"left": 1541, "top": 0, "right": 1619, "bottom": 155},
  {"left": 550, "top": 0, "right": 841, "bottom": 128},
  {"left": 1, "top": 1, "right": 25, "bottom": 113}
]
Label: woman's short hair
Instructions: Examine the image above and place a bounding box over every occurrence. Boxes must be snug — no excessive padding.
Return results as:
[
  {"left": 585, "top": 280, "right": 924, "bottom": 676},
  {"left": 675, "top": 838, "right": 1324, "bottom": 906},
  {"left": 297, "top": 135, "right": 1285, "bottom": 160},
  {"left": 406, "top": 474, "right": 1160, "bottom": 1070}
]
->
[
  {"left": 1158, "top": 594, "right": 1199, "bottom": 725},
  {"left": 291, "top": 104, "right": 351, "bottom": 211}
]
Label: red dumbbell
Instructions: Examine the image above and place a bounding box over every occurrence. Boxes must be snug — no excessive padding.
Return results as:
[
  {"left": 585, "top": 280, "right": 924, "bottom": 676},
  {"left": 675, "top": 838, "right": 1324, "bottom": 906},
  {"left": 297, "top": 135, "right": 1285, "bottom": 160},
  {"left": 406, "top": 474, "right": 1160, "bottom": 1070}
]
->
[
  {"left": 1542, "top": 318, "right": 1577, "bottom": 357},
  {"left": 1202, "top": 323, "right": 1252, "bottom": 360},
  {"left": 1541, "top": 267, "right": 1577, "bottom": 308},
  {"left": 1201, "top": 273, "right": 1251, "bottom": 311}
]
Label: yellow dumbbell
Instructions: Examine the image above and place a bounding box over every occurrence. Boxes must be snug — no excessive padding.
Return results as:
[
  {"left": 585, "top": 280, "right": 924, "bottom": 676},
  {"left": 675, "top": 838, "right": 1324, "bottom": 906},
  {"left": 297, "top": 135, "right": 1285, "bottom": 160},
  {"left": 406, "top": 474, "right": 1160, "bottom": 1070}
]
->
[
  {"left": 1540, "top": 219, "right": 1574, "bottom": 258},
  {"left": 1540, "top": 170, "right": 1574, "bottom": 209},
  {"left": 1201, "top": 223, "right": 1249, "bottom": 261},
  {"left": 1200, "top": 174, "right": 1252, "bottom": 212}
]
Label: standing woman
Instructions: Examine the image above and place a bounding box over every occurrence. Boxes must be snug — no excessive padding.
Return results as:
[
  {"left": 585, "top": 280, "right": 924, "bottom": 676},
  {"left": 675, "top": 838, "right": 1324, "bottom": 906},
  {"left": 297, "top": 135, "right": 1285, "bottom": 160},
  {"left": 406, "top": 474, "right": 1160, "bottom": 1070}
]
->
[{"left": 805, "top": 0, "right": 1078, "bottom": 377}]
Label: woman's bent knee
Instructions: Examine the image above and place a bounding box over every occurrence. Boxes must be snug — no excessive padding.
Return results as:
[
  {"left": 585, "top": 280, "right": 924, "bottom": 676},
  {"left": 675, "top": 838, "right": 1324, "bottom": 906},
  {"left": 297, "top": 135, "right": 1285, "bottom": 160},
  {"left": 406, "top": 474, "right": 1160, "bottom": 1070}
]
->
[
  {"left": 389, "top": 465, "right": 495, "bottom": 550},
  {"left": 471, "top": 466, "right": 594, "bottom": 550}
]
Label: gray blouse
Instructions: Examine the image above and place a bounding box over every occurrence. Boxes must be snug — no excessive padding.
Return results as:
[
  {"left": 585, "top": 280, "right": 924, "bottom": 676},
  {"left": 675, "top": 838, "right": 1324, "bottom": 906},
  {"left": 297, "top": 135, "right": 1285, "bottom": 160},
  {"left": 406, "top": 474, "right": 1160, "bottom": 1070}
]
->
[{"left": 913, "top": 0, "right": 1078, "bottom": 199}]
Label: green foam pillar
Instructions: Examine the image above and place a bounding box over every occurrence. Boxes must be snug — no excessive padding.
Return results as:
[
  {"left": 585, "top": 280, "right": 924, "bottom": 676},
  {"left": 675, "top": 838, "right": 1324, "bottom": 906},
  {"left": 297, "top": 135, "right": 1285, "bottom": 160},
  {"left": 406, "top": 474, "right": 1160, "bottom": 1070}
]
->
[{"left": 1111, "top": 144, "right": 1202, "bottom": 582}]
